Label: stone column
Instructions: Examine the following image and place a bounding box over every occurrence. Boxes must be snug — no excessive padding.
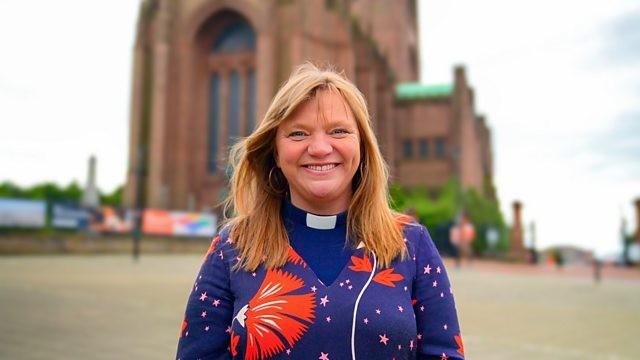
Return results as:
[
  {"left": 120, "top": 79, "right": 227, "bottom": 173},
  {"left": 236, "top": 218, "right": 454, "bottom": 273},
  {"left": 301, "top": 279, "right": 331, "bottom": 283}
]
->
[
  {"left": 81, "top": 155, "right": 100, "bottom": 210},
  {"left": 509, "top": 200, "right": 527, "bottom": 261}
]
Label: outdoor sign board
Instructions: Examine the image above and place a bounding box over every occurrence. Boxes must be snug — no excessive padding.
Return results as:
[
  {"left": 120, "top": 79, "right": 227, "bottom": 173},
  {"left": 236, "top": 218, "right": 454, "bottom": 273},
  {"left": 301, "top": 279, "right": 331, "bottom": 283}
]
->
[
  {"left": 142, "top": 209, "right": 217, "bottom": 237},
  {"left": 52, "top": 203, "right": 90, "bottom": 229},
  {"left": 0, "top": 198, "right": 46, "bottom": 228},
  {"left": 89, "top": 206, "right": 132, "bottom": 233}
]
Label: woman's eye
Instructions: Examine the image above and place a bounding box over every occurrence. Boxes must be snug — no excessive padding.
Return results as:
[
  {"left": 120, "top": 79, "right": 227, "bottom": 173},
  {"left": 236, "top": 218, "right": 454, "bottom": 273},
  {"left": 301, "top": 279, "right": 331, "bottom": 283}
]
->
[
  {"left": 288, "top": 131, "right": 306, "bottom": 139},
  {"left": 331, "top": 128, "right": 349, "bottom": 136}
]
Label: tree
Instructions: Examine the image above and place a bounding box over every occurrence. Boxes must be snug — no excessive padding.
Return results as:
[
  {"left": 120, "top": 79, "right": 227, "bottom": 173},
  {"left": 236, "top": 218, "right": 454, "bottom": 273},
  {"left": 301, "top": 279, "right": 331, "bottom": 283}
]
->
[
  {"left": 389, "top": 178, "right": 508, "bottom": 255},
  {"left": 100, "top": 186, "right": 123, "bottom": 207}
]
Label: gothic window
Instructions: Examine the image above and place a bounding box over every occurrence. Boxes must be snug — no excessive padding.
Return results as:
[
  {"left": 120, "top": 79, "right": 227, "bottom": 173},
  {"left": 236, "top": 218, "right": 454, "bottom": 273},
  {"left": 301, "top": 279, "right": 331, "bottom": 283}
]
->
[
  {"left": 228, "top": 71, "right": 240, "bottom": 145},
  {"left": 403, "top": 139, "right": 413, "bottom": 159},
  {"left": 418, "top": 138, "right": 429, "bottom": 158},
  {"left": 247, "top": 69, "right": 256, "bottom": 133},
  {"left": 435, "top": 138, "right": 447, "bottom": 158},
  {"left": 206, "top": 16, "right": 256, "bottom": 175},
  {"left": 207, "top": 74, "right": 220, "bottom": 174},
  {"left": 212, "top": 21, "right": 256, "bottom": 53}
]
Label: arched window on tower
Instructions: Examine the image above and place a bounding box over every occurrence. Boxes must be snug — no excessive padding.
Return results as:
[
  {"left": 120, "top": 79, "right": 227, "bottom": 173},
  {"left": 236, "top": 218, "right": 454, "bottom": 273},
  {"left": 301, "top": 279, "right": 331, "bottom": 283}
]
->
[
  {"left": 247, "top": 69, "right": 256, "bottom": 132},
  {"left": 206, "top": 16, "right": 256, "bottom": 175},
  {"left": 207, "top": 73, "right": 220, "bottom": 174},
  {"left": 212, "top": 21, "right": 256, "bottom": 53},
  {"left": 228, "top": 71, "right": 240, "bottom": 145}
]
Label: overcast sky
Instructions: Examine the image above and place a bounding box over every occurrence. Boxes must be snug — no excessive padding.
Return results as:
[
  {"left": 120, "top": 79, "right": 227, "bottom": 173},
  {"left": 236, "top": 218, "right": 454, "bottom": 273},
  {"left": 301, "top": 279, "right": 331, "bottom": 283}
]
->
[{"left": 0, "top": 0, "right": 638, "bottom": 255}]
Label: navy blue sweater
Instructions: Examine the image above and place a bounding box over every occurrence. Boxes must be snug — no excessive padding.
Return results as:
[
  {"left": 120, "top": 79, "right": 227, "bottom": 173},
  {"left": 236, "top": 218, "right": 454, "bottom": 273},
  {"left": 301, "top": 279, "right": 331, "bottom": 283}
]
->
[
  {"left": 177, "top": 206, "right": 465, "bottom": 359},
  {"left": 282, "top": 199, "right": 352, "bottom": 286}
]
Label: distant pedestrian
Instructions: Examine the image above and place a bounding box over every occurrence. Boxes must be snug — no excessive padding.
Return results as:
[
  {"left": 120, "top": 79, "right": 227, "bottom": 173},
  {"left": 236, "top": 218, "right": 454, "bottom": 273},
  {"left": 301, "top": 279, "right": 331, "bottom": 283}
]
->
[
  {"left": 593, "top": 258, "right": 602, "bottom": 283},
  {"left": 450, "top": 213, "right": 475, "bottom": 267}
]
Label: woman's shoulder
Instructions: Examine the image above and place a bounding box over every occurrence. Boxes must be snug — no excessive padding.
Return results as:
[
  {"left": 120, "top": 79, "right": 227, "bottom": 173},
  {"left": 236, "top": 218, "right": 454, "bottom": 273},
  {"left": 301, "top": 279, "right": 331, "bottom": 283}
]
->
[
  {"left": 395, "top": 213, "right": 423, "bottom": 237},
  {"left": 202, "top": 224, "right": 240, "bottom": 265},
  {"left": 395, "top": 214, "right": 438, "bottom": 257}
]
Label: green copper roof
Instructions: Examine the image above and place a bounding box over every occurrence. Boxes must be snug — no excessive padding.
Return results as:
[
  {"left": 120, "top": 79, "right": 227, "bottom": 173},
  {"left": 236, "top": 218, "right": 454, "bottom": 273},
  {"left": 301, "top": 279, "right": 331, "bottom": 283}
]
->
[{"left": 395, "top": 83, "right": 453, "bottom": 101}]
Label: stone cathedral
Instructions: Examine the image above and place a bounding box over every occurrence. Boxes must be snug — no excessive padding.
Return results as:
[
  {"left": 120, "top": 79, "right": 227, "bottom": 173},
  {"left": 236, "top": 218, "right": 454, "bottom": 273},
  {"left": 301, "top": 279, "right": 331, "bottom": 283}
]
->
[{"left": 123, "top": 0, "right": 494, "bottom": 212}]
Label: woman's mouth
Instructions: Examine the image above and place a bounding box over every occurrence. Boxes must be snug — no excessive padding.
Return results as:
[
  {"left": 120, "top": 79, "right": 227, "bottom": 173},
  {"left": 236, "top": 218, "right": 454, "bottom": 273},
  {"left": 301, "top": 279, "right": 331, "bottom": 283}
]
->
[{"left": 303, "top": 163, "right": 339, "bottom": 172}]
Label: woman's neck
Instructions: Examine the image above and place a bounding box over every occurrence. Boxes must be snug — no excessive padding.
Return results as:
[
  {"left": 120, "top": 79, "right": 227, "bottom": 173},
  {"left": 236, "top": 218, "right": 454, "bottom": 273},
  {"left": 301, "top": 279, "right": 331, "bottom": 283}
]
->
[{"left": 288, "top": 193, "right": 350, "bottom": 215}]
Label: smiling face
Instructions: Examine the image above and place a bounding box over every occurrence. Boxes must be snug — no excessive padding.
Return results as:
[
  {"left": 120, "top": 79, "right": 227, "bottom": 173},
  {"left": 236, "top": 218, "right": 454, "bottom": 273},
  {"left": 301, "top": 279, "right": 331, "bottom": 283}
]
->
[{"left": 275, "top": 88, "right": 361, "bottom": 215}]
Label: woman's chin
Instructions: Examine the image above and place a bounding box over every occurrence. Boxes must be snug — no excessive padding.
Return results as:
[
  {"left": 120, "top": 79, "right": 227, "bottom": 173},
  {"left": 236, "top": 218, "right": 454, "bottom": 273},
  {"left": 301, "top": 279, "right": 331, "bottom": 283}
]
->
[
  {"left": 304, "top": 184, "right": 344, "bottom": 201},
  {"left": 307, "top": 188, "right": 335, "bottom": 199}
]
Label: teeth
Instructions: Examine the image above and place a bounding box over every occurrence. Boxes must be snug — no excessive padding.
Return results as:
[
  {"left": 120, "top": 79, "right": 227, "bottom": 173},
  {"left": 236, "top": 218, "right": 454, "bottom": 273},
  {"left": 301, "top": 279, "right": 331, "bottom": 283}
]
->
[{"left": 307, "top": 164, "right": 336, "bottom": 171}]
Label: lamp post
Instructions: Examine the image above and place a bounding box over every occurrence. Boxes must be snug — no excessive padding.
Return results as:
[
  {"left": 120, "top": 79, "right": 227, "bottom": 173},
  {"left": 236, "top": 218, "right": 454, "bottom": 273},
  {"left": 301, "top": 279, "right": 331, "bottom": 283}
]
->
[{"left": 132, "top": 144, "right": 146, "bottom": 262}]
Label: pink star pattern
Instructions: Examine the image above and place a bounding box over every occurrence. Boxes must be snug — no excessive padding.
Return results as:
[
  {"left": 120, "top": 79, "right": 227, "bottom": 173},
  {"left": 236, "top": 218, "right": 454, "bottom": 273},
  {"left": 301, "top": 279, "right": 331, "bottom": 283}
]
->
[
  {"left": 424, "top": 264, "right": 431, "bottom": 274},
  {"left": 178, "top": 225, "right": 464, "bottom": 360}
]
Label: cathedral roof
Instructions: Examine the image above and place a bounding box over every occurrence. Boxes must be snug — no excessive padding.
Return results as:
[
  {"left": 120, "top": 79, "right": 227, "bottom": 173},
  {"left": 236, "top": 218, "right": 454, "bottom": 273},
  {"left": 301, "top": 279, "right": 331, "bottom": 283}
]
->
[{"left": 395, "top": 83, "right": 452, "bottom": 101}]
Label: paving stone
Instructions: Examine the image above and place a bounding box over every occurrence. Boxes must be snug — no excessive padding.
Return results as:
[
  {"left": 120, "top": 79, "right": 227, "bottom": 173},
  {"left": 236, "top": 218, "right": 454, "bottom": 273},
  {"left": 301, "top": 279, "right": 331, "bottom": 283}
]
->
[{"left": 0, "top": 255, "right": 638, "bottom": 359}]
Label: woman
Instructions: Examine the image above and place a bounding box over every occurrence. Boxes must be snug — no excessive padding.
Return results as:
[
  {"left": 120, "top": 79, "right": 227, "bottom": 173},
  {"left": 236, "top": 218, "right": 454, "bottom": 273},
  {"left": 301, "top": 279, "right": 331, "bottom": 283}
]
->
[{"left": 176, "top": 63, "right": 465, "bottom": 360}]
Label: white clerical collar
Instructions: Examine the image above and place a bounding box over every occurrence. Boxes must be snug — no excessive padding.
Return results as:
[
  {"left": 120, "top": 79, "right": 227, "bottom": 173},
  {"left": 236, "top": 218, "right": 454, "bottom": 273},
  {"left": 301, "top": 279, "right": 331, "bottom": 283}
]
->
[
  {"left": 283, "top": 199, "right": 347, "bottom": 230},
  {"left": 306, "top": 213, "right": 337, "bottom": 230}
]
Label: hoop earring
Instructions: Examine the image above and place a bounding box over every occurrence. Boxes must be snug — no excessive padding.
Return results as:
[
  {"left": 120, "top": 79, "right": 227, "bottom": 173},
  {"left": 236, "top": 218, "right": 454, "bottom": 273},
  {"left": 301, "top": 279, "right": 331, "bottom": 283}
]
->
[
  {"left": 352, "top": 162, "right": 365, "bottom": 190},
  {"left": 268, "top": 167, "right": 286, "bottom": 194}
]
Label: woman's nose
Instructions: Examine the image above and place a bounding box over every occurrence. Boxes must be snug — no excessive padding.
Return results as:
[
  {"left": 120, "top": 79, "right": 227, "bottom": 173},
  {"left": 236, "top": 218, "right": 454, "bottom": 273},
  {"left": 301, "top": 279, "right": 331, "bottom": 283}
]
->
[{"left": 307, "top": 134, "right": 333, "bottom": 157}]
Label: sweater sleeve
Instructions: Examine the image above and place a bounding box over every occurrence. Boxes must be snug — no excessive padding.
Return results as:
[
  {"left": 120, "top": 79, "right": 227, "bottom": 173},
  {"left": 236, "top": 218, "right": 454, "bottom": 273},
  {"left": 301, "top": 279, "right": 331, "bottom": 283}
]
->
[
  {"left": 411, "top": 225, "right": 465, "bottom": 360},
  {"left": 176, "top": 229, "right": 235, "bottom": 360}
]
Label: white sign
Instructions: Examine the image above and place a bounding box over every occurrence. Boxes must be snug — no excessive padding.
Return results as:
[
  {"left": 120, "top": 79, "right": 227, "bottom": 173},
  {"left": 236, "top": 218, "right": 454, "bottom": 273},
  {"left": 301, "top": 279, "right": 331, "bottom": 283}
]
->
[{"left": 0, "top": 198, "right": 46, "bottom": 228}]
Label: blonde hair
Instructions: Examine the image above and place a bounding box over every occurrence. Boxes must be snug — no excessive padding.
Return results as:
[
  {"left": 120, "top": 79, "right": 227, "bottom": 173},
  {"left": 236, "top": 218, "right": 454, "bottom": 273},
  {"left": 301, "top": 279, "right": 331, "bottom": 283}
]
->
[{"left": 224, "top": 62, "right": 406, "bottom": 271}]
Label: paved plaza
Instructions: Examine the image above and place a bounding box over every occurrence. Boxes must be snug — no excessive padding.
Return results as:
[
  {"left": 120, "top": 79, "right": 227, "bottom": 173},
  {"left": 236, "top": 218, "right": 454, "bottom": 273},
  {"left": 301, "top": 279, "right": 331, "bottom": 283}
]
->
[{"left": 0, "top": 254, "right": 638, "bottom": 359}]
